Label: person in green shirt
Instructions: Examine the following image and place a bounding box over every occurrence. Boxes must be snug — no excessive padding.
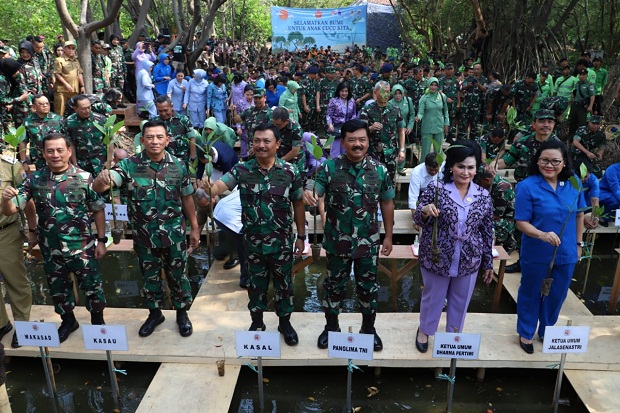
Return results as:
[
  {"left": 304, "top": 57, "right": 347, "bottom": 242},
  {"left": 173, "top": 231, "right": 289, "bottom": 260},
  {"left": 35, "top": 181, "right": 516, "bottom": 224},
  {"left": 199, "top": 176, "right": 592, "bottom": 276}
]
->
[
  {"left": 554, "top": 65, "right": 578, "bottom": 99},
  {"left": 592, "top": 57, "right": 608, "bottom": 115}
]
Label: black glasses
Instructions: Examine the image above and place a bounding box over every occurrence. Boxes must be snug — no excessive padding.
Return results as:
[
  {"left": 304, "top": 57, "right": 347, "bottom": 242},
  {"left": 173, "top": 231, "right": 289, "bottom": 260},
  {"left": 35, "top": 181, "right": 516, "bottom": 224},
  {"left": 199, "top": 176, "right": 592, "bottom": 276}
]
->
[{"left": 538, "top": 158, "right": 563, "bottom": 166}]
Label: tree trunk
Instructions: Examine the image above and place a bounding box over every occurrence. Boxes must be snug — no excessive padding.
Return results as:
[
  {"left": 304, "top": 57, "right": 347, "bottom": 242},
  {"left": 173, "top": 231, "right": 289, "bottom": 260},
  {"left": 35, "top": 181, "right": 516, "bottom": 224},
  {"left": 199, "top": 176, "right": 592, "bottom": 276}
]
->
[
  {"left": 188, "top": 0, "right": 227, "bottom": 71},
  {"left": 127, "top": 0, "right": 154, "bottom": 47}
]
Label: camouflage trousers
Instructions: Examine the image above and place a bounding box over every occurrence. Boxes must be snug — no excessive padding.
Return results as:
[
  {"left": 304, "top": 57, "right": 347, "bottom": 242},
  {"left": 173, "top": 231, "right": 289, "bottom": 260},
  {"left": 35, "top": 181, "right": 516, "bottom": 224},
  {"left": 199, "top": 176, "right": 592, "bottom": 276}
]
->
[
  {"left": 494, "top": 219, "right": 517, "bottom": 255},
  {"left": 459, "top": 106, "right": 481, "bottom": 139},
  {"left": 134, "top": 243, "right": 192, "bottom": 310},
  {"left": 40, "top": 240, "right": 106, "bottom": 316},
  {"left": 370, "top": 150, "right": 397, "bottom": 184},
  {"left": 323, "top": 254, "right": 379, "bottom": 316},
  {"left": 246, "top": 245, "right": 294, "bottom": 317},
  {"left": 109, "top": 77, "right": 125, "bottom": 91},
  {"left": 301, "top": 109, "right": 320, "bottom": 133}
]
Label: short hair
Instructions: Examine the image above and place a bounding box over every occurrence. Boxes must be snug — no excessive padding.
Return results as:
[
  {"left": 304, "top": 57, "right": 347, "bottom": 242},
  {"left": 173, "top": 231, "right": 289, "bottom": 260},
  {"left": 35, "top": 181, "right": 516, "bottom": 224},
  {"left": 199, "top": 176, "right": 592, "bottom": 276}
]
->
[
  {"left": 334, "top": 81, "right": 352, "bottom": 100},
  {"left": 243, "top": 84, "right": 254, "bottom": 93},
  {"left": 90, "top": 40, "right": 101, "bottom": 47},
  {"left": 491, "top": 128, "right": 505, "bottom": 138},
  {"left": 272, "top": 106, "right": 290, "bottom": 122},
  {"left": 340, "top": 119, "right": 369, "bottom": 141},
  {"left": 424, "top": 152, "right": 439, "bottom": 167},
  {"left": 43, "top": 133, "right": 70, "bottom": 149},
  {"left": 195, "top": 188, "right": 209, "bottom": 201},
  {"left": 74, "top": 94, "right": 90, "bottom": 106},
  {"left": 527, "top": 139, "right": 574, "bottom": 181},
  {"left": 142, "top": 119, "right": 168, "bottom": 135},
  {"left": 32, "top": 93, "right": 47, "bottom": 104},
  {"left": 373, "top": 80, "right": 390, "bottom": 91},
  {"left": 442, "top": 139, "right": 482, "bottom": 183},
  {"left": 576, "top": 58, "right": 589, "bottom": 67},
  {"left": 525, "top": 71, "right": 537, "bottom": 79},
  {"left": 155, "top": 94, "right": 172, "bottom": 105},
  {"left": 252, "top": 122, "right": 281, "bottom": 141}
]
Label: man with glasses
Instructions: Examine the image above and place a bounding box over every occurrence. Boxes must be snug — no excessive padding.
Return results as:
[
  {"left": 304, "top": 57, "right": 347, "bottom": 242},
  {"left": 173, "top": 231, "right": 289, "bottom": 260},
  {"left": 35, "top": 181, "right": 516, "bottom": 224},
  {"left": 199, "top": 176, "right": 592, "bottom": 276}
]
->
[{"left": 20, "top": 94, "right": 63, "bottom": 172}]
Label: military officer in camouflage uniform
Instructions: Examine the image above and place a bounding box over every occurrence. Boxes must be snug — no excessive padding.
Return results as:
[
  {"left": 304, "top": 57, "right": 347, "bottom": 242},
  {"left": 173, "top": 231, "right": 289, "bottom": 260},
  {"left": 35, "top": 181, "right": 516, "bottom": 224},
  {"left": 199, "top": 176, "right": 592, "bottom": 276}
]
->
[
  {"left": 350, "top": 64, "right": 372, "bottom": 112},
  {"left": 477, "top": 128, "right": 506, "bottom": 165},
  {"left": 300, "top": 66, "right": 320, "bottom": 133},
  {"left": 317, "top": 67, "right": 340, "bottom": 129},
  {"left": 232, "top": 88, "right": 272, "bottom": 157},
  {"left": 2, "top": 133, "right": 107, "bottom": 343},
  {"left": 32, "top": 36, "right": 54, "bottom": 98},
  {"left": 0, "top": 154, "right": 34, "bottom": 348},
  {"left": 439, "top": 64, "right": 459, "bottom": 135},
  {"left": 458, "top": 63, "right": 487, "bottom": 139},
  {"left": 154, "top": 95, "right": 197, "bottom": 167},
  {"left": 478, "top": 171, "right": 516, "bottom": 254},
  {"left": 570, "top": 114, "right": 605, "bottom": 177},
  {"left": 568, "top": 69, "right": 595, "bottom": 138},
  {"left": 510, "top": 72, "right": 538, "bottom": 125},
  {"left": 108, "top": 35, "right": 126, "bottom": 92},
  {"left": 91, "top": 41, "right": 108, "bottom": 96},
  {"left": 358, "top": 80, "right": 406, "bottom": 182},
  {"left": 20, "top": 94, "right": 63, "bottom": 171},
  {"left": 94, "top": 120, "right": 199, "bottom": 338},
  {"left": 303, "top": 119, "right": 394, "bottom": 351},
  {"left": 15, "top": 41, "right": 44, "bottom": 126},
  {"left": 271, "top": 107, "right": 306, "bottom": 181},
  {"left": 202, "top": 123, "right": 306, "bottom": 346},
  {"left": 485, "top": 84, "right": 512, "bottom": 131},
  {"left": 64, "top": 95, "right": 108, "bottom": 176}
]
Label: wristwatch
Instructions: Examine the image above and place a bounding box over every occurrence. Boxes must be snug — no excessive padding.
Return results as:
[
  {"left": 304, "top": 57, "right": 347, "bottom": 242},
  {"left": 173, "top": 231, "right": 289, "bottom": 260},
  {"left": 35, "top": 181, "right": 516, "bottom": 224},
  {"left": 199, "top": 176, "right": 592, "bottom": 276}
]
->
[
  {"left": 577, "top": 241, "right": 585, "bottom": 247},
  {"left": 297, "top": 235, "right": 305, "bottom": 240},
  {"left": 98, "top": 236, "right": 109, "bottom": 243}
]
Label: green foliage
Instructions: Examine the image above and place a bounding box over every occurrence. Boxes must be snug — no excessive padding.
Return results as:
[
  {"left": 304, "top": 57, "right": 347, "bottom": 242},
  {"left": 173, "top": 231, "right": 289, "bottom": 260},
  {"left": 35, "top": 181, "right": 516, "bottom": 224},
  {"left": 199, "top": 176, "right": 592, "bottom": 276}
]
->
[
  {"left": 305, "top": 134, "right": 333, "bottom": 164},
  {"left": 3, "top": 126, "right": 26, "bottom": 153},
  {"left": 93, "top": 115, "right": 124, "bottom": 148}
]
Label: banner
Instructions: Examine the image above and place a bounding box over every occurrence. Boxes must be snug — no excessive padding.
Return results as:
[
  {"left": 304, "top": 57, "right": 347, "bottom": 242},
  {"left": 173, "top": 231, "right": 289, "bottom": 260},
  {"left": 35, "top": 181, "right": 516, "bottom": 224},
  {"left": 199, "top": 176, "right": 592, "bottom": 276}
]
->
[{"left": 270, "top": 6, "right": 367, "bottom": 53}]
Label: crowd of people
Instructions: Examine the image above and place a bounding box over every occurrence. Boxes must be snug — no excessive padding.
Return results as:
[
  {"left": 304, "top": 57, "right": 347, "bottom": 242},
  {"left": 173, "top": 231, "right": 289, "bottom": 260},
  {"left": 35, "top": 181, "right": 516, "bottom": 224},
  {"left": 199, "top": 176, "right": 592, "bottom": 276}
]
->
[{"left": 0, "top": 30, "right": 618, "bottom": 354}]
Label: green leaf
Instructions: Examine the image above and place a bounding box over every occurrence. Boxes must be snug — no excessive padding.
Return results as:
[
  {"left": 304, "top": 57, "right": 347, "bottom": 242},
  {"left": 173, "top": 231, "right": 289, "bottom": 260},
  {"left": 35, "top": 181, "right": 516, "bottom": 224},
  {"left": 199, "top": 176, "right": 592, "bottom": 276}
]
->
[
  {"left": 205, "top": 162, "right": 213, "bottom": 178},
  {"left": 311, "top": 135, "right": 317, "bottom": 146},
  {"left": 111, "top": 121, "right": 124, "bottom": 136},
  {"left": 324, "top": 135, "right": 335, "bottom": 147},
  {"left": 313, "top": 145, "right": 323, "bottom": 159},
  {"left": 569, "top": 176, "right": 580, "bottom": 191},
  {"left": 431, "top": 138, "right": 441, "bottom": 153},
  {"left": 305, "top": 141, "right": 315, "bottom": 154},
  {"left": 579, "top": 162, "right": 588, "bottom": 179}
]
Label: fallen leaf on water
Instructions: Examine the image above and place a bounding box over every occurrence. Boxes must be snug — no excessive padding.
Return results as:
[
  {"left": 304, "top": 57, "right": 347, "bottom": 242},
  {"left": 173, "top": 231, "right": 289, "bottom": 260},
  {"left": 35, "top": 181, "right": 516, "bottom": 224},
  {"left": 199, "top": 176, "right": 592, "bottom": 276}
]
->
[
  {"left": 113, "top": 409, "right": 120, "bottom": 413},
  {"left": 425, "top": 384, "right": 432, "bottom": 388},
  {"left": 366, "top": 386, "right": 379, "bottom": 397},
  {"left": 263, "top": 378, "right": 270, "bottom": 383},
  {"left": 308, "top": 397, "right": 315, "bottom": 401},
  {"left": 84, "top": 381, "right": 89, "bottom": 385},
  {"left": 496, "top": 387, "right": 503, "bottom": 392},
  {"left": 352, "top": 407, "right": 362, "bottom": 412},
  {"left": 96, "top": 386, "right": 102, "bottom": 390}
]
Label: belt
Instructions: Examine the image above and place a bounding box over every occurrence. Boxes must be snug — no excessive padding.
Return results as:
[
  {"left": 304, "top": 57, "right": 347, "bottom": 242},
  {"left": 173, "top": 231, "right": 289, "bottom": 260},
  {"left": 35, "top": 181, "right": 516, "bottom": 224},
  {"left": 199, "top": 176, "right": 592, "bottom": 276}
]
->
[{"left": 0, "top": 221, "right": 17, "bottom": 231}]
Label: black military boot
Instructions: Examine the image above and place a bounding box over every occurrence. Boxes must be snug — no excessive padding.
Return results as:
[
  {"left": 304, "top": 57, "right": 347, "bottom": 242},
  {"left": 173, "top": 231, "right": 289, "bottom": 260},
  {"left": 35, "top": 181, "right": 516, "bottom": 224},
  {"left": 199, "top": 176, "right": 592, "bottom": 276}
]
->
[
  {"left": 58, "top": 312, "right": 79, "bottom": 343},
  {"left": 90, "top": 311, "right": 105, "bottom": 325},
  {"left": 360, "top": 313, "right": 383, "bottom": 351},
  {"left": 248, "top": 311, "right": 266, "bottom": 331},
  {"left": 277, "top": 315, "right": 299, "bottom": 346},
  {"left": 176, "top": 309, "right": 193, "bottom": 337},
  {"left": 138, "top": 309, "right": 165, "bottom": 337},
  {"left": 317, "top": 313, "right": 340, "bottom": 349}
]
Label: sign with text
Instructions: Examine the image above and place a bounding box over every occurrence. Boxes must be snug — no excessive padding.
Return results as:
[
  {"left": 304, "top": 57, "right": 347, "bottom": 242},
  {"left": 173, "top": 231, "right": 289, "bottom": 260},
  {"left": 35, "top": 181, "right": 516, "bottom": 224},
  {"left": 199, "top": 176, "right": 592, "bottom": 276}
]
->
[
  {"left": 328, "top": 332, "right": 374, "bottom": 361},
  {"left": 432, "top": 332, "right": 481, "bottom": 360},
  {"left": 105, "top": 204, "right": 129, "bottom": 221},
  {"left": 82, "top": 325, "right": 128, "bottom": 351},
  {"left": 543, "top": 326, "right": 590, "bottom": 353},
  {"left": 14, "top": 321, "right": 60, "bottom": 348},
  {"left": 236, "top": 331, "right": 281, "bottom": 358},
  {"left": 615, "top": 209, "right": 620, "bottom": 226}
]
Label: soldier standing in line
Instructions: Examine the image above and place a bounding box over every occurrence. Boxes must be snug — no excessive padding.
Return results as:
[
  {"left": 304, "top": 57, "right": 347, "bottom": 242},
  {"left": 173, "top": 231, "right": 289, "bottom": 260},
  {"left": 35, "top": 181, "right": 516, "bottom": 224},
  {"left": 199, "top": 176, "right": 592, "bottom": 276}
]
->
[
  {"left": 458, "top": 63, "right": 487, "bottom": 139},
  {"left": 358, "top": 80, "right": 406, "bottom": 183},
  {"left": 300, "top": 66, "right": 321, "bottom": 133},
  {"left": 231, "top": 88, "right": 272, "bottom": 159},
  {"left": 271, "top": 107, "right": 306, "bottom": 182},
  {"left": 317, "top": 66, "right": 340, "bottom": 130},
  {"left": 201, "top": 123, "right": 306, "bottom": 346},
  {"left": 91, "top": 41, "right": 107, "bottom": 96},
  {"left": 153, "top": 95, "right": 197, "bottom": 168},
  {"left": 64, "top": 95, "right": 108, "bottom": 176},
  {"left": 303, "top": 119, "right": 395, "bottom": 351},
  {"left": 349, "top": 64, "right": 372, "bottom": 113},
  {"left": 0, "top": 154, "right": 34, "bottom": 348},
  {"left": 20, "top": 94, "right": 64, "bottom": 172},
  {"left": 2, "top": 133, "right": 108, "bottom": 343},
  {"left": 108, "top": 34, "right": 127, "bottom": 93},
  {"left": 32, "top": 36, "right": 54, "bottom": 99},
  {"left": 439, "top": 64, "right": 459, "bottom": 137},
  {"left": 93, "top": 120, "right": 199, "bottom": 338},
  {"left": 568, "top": 69, "right": 596, "bottom": 139},
  {"left": 510, "top": 72, "right": 538, "bottom": 126}
]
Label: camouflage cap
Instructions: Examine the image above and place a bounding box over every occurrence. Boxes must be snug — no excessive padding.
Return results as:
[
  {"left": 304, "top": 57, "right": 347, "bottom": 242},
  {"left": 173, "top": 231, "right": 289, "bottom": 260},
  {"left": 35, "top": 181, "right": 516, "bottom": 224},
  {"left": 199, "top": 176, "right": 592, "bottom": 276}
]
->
[
  {"left": 534, "top": 109, "right": 555, "bottom": 120},
  {"left": 590, "top": 115, "right": 602, "bottom": 124},
  {"left": 325, "top": 66, "right": 336, "bottom": 73},
  {"left": 0, "top": 46, "right": 8, "bottom": 54},
  {"left": 253, "top": 87, "right": 266, "bottom": 97}
]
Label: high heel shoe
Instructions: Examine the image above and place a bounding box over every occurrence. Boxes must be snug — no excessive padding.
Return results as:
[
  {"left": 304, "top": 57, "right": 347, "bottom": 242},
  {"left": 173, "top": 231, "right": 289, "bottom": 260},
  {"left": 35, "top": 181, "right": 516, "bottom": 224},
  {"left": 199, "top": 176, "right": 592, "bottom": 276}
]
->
[
  {"left": 519, "top": 336, "right": 534, "bottom": 354},
  {"left": 415, "top": 328, "right": 428, "bottom": 353}
]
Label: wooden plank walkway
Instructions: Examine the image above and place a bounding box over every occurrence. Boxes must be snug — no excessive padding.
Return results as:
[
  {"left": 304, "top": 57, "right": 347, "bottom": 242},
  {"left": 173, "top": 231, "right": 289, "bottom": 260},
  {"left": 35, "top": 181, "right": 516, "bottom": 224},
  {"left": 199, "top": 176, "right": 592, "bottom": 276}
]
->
[{"left": 565, "top": 370, "right": 620, "bottom": 413}]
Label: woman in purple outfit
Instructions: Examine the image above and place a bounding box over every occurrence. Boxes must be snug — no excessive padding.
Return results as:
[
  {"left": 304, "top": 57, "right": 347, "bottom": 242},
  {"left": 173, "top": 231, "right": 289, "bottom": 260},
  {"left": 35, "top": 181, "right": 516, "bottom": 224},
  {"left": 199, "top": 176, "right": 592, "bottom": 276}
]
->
[
  {"left": 413, "top": 140, "right": 494, "bottom": 353},
  {"left": 326, "top": 81, "right": 357, "bottom": 158}
]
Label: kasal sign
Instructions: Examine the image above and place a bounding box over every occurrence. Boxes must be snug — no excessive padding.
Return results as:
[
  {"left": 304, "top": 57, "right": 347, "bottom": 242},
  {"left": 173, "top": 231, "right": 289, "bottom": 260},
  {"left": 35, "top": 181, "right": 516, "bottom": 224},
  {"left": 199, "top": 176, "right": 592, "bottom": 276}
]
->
[{"left": 236, "top": 331, "right": 281, "bottom": 357}]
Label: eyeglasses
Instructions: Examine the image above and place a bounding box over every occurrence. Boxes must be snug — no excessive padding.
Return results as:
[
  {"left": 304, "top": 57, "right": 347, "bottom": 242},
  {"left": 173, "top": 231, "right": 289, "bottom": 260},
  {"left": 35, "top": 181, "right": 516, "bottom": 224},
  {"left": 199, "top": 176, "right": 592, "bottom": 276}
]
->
[{"left": 538, "top": 158, "right": 563, "bottom": 166}]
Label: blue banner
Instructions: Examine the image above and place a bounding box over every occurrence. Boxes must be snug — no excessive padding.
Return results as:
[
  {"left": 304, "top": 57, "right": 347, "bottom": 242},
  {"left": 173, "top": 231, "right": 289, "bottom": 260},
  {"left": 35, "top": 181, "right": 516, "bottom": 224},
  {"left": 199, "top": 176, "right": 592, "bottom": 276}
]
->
[{"left": 270, "top": 6, "right": 367, "bottom": 53}]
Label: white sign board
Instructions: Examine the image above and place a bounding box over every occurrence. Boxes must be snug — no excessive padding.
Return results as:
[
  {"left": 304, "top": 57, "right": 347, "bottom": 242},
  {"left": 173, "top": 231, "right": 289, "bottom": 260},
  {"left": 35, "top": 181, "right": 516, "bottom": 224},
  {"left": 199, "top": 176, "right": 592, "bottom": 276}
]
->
[
  {"left": 14, "top": 321, "right": 60, "bottom": 348},
  {"left": 105, "top": 204, "right": 129, "bottom": 221},
  {"left": 543, "top": 326, "right": 590, "bottom": 354},
  {"left": 615, "top": 209, "right": 620, "bottom": 226},
  {"left": 432, "top": 332, "right": 481, "bottom": 360},
  {"left": 327, "top": 332, "right": 374, "bottom": 361},
  {"left": 82, "top": 325, "right": 128, "bottom": 351},
  {"left": 235, "top": 331, "right": 281, "bottom": 358}
]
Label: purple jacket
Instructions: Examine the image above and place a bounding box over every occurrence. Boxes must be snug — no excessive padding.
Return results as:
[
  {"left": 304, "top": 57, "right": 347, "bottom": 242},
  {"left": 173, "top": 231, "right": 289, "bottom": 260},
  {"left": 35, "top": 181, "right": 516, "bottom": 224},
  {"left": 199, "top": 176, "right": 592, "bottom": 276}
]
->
[
  {"left": 326, "top": 97, "right": 357, "bottom": 127},
  {"left": 413, "top": 181, "right": 494, "bottom": 276}
]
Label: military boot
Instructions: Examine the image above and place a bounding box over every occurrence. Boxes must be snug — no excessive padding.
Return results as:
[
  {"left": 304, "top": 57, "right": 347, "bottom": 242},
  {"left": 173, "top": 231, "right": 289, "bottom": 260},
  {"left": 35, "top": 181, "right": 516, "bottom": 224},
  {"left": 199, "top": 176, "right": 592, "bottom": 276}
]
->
[
  {"left": 248, "top": 311, "right": 266, "bottom": 331},
  {"left": 317, "top": 313, "right": 340, "bottom": 349},
  {"left": 277, "top": 315, "right": 299, "bottom": 346},
  {"left": 90, "top": 311, "right": 105, "bottom": 325},
  {"left": 176, "top": 309, "right": 193, "bottom": 337},
  {"left": 58, "top": 312, "right": 79, "bottom": 343},
  {"left": 138, "top": 309, "right": 165, "bottom": 337},
  {"left": 360, "top": 313, "right": 383, "bottom": 351}
]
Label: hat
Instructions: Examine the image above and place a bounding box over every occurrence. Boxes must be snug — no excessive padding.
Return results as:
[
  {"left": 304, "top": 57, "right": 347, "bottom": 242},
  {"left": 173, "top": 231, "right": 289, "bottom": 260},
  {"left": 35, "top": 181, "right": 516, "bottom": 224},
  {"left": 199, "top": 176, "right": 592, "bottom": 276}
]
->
[
  {"left": 0, "top": 46, "right": 8, "bottom": 55},
  {"left": 306, "top": 66, "right": 319, "bottom": 74},
  {"left": 381, "top": 64, "right": 393, "bottom": 73},
  {"left": 102, "top": 43, "right": 111, "bottom": 50},
  {"left": 294, "top": 71, "right": 304, "bottom": 77},
  {"left": 578, "top": 69, "right": 588, "bottom": 75},
  {"left": 445, "top": 63, "right": 454, "bottom": 69},
  {"left": 535, "top": 109, "right": 555, "bottom": 120},
  {"left": 590, "top": 115, "right": 602, "bottom": 124},
  {"left": 540, "top": 71, "right": 549, "bottom": 77},
  {"left": 325, "top": 66, "right": 336, "bottom": 73},
  {"left": 64, "top": 40, "right": 76, "bottom": 48},
  {"left": 253, "top": 87, "right": 266, "bottom": 97},
  {"left": 582, "top": 51, "right": 591, "bottom": 56}
]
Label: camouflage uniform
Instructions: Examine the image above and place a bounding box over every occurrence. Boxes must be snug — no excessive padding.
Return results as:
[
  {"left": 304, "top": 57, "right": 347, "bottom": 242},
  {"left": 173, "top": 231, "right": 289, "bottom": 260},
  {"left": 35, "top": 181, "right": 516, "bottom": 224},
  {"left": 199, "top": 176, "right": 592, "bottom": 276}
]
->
[
  {"left": 110, "top": 151, "right": 194, "bottom": 310},
  {"left": 484, "top": 88, "right": 512, "bottom": 131},
  {"left": 569, "top": 80, "right": 596, "bottom": 137},
  {"left": 0, "top": 74, "right": 14, "bottom": 134},
  {"left": 34, "top": 48, "right": 54, "bottom": 97},
  {"left": 349, "top": 75, "right": 372, "bottom": 112},
  {"left": 313, "top": 155, "right": 395, "bottom": 315},
  {"left": 300, "top": 76, "right": 320, "bottom": 132},
  {"left": 318, "top": 77, "right": 339, "bottom": 128},
  {"left": 15, "top": 62, "right": 44, "bottom": 126},
  {"left": 108, "top": 44, "right": 126, "bottom": 91},
  {"left": 23, "top": 112, "right": 64, "bottom": 170},
  {"left": 64, "top": 111, "right": 108, "bottom": 176},
  {"left": 274, "top": 119, "right": 306, "bottom": 181},
  {"left": 220, "top": 158, "right": 303, "bottom": 317},
  {"left": 14, "top": 164, "right": 106, "bottom": 315},
  {"left": 358, "top": 101, "right": 404, "bottom": 182},
  {"left": 459, "top": 75, "right": 487, "bottom": 139},
  {"left": 477, "top": 132, "right": 505, "bottom": 162},
  {"left": 439, "top": 75, "right": 459, "bottom": 131},
  {"left": 570, "top": 125, "right": 606, "bottom": 176},
  {"left": 239, "top": 106, "right": 272, "bottom": 153},
  {"left": 91, "top": 53, "right": 108, "bottom": 95},
  {"left": 488, "top": 175, "right": 516, "bottom": 254},
  {"left": 511, "top": 80, "right": 538, "bottom": 125},
  {"left": 153, "top": 114, "right": 197, "bottom": 166},
  {"left": 501, "top": 132, "right": 559, "bottom": 182}
]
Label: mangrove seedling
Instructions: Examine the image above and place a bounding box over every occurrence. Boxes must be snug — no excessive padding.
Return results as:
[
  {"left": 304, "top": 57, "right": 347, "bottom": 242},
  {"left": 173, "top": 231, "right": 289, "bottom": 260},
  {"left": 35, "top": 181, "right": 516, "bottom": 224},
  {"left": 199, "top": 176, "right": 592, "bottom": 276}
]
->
[
  {"left": 3, "top": 126, "right": 27, "bottom": 228},
  {"left": 199, "top": 128, "right": 222, "bottom": 248}
]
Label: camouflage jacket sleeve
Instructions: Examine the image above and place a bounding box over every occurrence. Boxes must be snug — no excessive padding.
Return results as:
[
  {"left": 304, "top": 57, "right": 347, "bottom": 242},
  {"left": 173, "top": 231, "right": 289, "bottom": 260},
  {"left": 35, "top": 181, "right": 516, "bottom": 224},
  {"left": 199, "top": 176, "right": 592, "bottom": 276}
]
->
[{"left": 84, "top": 173, "right": 106, "bottom": 212}]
